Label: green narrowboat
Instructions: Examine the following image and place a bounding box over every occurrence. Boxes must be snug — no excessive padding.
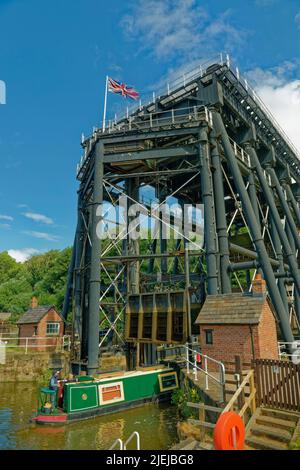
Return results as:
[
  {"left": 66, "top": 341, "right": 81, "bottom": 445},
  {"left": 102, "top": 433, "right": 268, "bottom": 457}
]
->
[{"left": 32, "top": 367, "right": 178, "bottom": 424}]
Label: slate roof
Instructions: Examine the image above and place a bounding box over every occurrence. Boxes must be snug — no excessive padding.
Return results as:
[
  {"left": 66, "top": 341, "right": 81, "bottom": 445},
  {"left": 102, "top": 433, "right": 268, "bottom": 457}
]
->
[
  {"left": 195, "top": 293, "right": 268, "bottom": 325},
  {"left": 17, "top": 306, "right": 58, "bottom": 325}
]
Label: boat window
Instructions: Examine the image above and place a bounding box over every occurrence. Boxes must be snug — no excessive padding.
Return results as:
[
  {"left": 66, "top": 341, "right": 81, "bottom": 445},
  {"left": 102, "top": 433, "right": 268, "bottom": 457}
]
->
[
  {"left": 158, "top": 371, "right": 178, "bottom": 392},
  {"left": 98, "top": 381, "right": 124, "bottom": 405}
]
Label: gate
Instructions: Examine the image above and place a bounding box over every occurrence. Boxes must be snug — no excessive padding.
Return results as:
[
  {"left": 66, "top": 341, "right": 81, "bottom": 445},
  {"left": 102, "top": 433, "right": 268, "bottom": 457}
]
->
[{"left": 253, "top": 359, "right": 300, "bottom": 412}]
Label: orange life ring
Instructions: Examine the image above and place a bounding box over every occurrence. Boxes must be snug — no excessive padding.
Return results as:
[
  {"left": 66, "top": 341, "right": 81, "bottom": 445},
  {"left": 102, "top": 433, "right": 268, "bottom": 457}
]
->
[{"left": 213, "top": 411, "right": 245, "bottom": 450}]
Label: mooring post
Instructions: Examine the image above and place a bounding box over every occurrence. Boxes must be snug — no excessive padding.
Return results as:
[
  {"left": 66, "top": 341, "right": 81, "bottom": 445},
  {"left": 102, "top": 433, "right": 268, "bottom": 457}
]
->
[{"left": 87, "top": 141, "right": 104, "bottom": 375}]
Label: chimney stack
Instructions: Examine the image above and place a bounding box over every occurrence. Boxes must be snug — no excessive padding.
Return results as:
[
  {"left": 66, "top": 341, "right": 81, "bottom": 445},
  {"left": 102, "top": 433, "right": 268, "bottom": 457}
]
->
[
  {"left": 252, "top": 272, "right": 267, "bottom": 295},
  {"left": 31, "top": 296, "right": 38, "bottom": 309}
]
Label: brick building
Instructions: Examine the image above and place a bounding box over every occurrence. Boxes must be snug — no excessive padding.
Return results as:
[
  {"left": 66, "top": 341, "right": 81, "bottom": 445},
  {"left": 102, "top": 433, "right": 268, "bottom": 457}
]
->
[
  {"left": 195, "top": 274, "right": 279, "bottom": 368},
  {"left": 17, "top": 297, "right": 65, "bottom": 351}
]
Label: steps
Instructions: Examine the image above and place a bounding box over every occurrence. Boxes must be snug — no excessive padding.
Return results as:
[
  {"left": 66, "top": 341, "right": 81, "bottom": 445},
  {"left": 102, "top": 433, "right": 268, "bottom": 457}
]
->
[{"left": 246, "top": 407, "right": 300, "bottom": 450}]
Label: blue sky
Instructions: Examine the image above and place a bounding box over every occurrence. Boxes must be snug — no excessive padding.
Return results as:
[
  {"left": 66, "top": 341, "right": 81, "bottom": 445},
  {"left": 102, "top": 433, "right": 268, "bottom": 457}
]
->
[{"left": 0, "top": 0, "right": 300, "bottom": 261}]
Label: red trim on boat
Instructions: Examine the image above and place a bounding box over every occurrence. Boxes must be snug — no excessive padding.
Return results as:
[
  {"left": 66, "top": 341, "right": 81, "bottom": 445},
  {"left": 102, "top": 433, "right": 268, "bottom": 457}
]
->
[{"left": 34, "top": 414, "right": 68, "bottom": 424}]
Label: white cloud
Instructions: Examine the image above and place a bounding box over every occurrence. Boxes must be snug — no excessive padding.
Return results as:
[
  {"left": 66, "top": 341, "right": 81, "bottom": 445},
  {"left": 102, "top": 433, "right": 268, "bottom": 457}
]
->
[
  {"left": 0, "top": 223, "right": 11, "bottom": 229},
  {"left": 246, "top": 62, "right": 300, "bottom": 154},
  {"left": 22, "top": 212, "right": 54, "bottom": 225},
  {"left": 8, "top": 248, "right": 40, "bottom": 263},
  {"left": 295, "top": 12, "right": 300, "bottom": 28},
  {"left": 0, "top": 214, "right": 13, "bottom": 221},
  {"left": 23, "top": 230, "right": 59, "bottom": 242},
  {"left": 121, "top": 1, "right": 245, "bottom": 62}
]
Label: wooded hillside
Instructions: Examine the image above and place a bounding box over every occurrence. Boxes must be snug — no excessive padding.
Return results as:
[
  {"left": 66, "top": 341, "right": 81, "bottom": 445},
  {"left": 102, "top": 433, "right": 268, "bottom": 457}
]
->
[{"left": 0, "top": 248, "right": 72, "bottom": 322}]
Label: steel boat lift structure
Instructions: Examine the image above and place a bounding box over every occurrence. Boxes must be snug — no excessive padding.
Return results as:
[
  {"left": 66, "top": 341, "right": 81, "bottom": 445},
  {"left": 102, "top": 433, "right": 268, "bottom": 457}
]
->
[{"left": 62, "top": 54, "right": 300, "bottom": 375}]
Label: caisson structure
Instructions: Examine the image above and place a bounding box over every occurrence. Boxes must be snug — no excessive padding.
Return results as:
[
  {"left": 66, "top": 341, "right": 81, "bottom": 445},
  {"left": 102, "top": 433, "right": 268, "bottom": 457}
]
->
[{"left": 63, "top": 55, "right": 300, "bottom": 375}]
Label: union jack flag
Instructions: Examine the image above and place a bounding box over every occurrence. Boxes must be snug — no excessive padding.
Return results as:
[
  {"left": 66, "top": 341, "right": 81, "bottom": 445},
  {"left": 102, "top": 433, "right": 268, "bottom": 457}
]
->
[{"left": 108, "top": 77, "right": 140, "bottom": 100}]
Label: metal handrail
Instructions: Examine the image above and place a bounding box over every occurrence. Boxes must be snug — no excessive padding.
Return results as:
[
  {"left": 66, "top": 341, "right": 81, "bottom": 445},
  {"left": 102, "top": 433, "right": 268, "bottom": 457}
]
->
[
  {"left": 0, "top": 335, "right": 71, "bottom": 353},
  {"left": 109, "top": 438, "right": 123, "bottom": 450},
  {"left": 184, "top": 344, "right": 226, "bottom": 402},
  {"left": 124, "top": 431, "right": 140, "bottom": 450},
  {"left": 109, "top": 431, "right": 141, "bottom": 451}
]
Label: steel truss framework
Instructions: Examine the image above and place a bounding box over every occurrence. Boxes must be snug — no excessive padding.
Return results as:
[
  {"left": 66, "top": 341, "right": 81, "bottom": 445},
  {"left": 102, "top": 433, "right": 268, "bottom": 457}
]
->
[{"left": 63, "top": 59, "right": 300, "bottom": 374}]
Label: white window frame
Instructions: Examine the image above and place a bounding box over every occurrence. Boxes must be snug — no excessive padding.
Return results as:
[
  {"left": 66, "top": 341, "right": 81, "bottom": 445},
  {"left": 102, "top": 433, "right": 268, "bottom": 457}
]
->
[
  {"left": 46, "top": 322, "right": 60, "bottom": 336},
  {"left": 98, "top": 381, "right": 124, "bottom": 406}
]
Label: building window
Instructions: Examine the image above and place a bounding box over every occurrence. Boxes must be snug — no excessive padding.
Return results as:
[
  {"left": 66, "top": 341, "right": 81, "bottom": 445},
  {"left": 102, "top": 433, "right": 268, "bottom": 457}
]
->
[
  {"left": 98, "top": 381, "right": 124, "bottom": 405},
  {"left": 205, "top": 329, "right": 213, "bottom": 345},
  {"left": 46, "top": 322, "right": 60, "bottom": 336},
  {"left": 33, "top": 326, "right": 38, "bottom": 336}
]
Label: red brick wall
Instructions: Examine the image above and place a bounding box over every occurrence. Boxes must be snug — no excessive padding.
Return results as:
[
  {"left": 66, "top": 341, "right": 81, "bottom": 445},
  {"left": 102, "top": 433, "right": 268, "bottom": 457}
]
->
[
  {"left": 199, "top": 299, "right": 278, "bottom": 368},
  {"left": 18, "top": 308, "right": 64, "bottom": 352},
  {"left": 257, "top": 301, "right": 279, "bottom": 359},
  {"left": 199, "top": 324, "right": 257, "bottom": 370}
]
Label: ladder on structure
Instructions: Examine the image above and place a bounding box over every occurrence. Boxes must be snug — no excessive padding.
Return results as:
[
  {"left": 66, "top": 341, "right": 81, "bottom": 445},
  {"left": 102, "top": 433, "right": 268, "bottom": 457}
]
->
[{"left": 109, "top": 431, "right": 141, "bottom": 450}]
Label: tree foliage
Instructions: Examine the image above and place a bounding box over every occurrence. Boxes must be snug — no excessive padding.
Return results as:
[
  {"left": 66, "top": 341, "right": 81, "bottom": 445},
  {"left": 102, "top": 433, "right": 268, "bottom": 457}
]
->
[{"left": 0, "top": 248, "right": 72, "bottom": 322}]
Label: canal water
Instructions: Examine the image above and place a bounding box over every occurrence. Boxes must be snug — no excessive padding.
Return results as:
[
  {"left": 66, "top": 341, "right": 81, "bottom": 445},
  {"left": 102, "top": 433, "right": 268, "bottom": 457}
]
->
[{"left": 0, "top": 382, "right": 180, "bottom": 450}]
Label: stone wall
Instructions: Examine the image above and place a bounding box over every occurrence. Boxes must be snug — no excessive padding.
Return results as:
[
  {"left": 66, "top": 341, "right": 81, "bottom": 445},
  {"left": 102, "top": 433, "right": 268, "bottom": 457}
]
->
[{"left": 0, "top": 351, "right": 70, "bottom": 383}]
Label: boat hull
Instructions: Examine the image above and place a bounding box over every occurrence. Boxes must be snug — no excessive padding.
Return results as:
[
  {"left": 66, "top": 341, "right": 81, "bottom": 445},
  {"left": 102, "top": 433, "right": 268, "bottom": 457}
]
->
[
  {"left": 32, "top": 367, "right": 178, "bottom": 425},
  {"left": 32, "top": 392, "right": 171, "bottom": 425}
]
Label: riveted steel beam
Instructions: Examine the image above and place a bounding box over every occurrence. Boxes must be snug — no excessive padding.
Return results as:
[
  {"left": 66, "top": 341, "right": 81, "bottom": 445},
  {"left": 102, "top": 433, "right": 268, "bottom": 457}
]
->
[{"left": 213, "top": 110, "right": 294, "bottom": 343}]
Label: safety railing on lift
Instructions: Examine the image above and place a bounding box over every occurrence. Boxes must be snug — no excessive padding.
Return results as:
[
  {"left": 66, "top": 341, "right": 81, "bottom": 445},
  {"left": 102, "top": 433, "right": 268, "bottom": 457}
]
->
[
  {"left": 109, "top": 431, "right": 141, "bottom": 450},
  {"left": 77, "top": 51, "right": 300, "bottom": 180},
  {"left": 76, "top": 105, "right": 213, "bottom": 178}
]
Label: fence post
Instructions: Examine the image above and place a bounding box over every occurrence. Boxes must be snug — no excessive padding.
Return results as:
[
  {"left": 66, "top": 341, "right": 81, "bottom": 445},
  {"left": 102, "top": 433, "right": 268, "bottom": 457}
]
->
[
  {"left": 194, "top": 353, "right": 198, "bottom": 381},
  {"left": 250, "top": 370, "right": 256, "bottom": 414},
  {"left": 235, "top": 355, "right": 244, "bottom": 410},
  {"left": 25, "top": 338, "right": 28, "bottom": 355},
  {"left": 199, "top": 403, "right": 206, "bottom": 441}
]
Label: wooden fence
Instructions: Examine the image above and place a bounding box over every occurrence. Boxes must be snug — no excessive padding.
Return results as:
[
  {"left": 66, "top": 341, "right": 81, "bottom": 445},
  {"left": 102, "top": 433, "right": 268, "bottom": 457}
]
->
[{"left": 253, "top": 359, "right": 300, "bottom": 412}]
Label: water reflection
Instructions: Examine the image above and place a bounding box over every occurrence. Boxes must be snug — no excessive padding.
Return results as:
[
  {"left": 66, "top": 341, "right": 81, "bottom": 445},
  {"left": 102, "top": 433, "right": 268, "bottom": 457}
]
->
[{"left": 0, "top": 383, "right": 179, "bottom": 450}]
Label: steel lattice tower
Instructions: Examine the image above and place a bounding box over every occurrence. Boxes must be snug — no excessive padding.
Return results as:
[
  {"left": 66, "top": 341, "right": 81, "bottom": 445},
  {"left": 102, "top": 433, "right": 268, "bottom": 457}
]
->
[{"left": 63, "top": 56, "right": 300, "bottom": 374}]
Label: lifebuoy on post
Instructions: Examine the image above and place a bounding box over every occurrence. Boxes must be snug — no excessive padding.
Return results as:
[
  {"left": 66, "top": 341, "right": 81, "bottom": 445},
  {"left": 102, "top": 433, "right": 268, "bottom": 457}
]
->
[
  {"left": 196, "top": 353, "right": 202, "bottom": 364},
  {"left": 213, "top": 411, "right": 245, "bottom": 450}
]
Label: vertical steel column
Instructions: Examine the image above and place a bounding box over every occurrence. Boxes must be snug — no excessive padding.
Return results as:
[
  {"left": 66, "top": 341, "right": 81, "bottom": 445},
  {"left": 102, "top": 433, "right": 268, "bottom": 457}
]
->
[
  {"left": 248, "top": 172, "right": 260, "bottom": 228},
  {"left": 269, "top": 215, "right": 289, "bottom": 317},
  {"left": 268, "top": 168, "right": 300, "bottom": 252},
  {"left": 285, "top": 221, "right": 300, "bottom": 325},
  {"left": 284, "top": 184, "right": 300, "bottom": 227},
  {"left": 73, "top": 196, "right": 85, "bottom": 339},
  {"left": 210, "top": 131, "right": 231, "bottom": 293},
  {"left": 87, "top": 142, "right": 104, "bottom": 375},
  {"left": 61, "top": 237, "right": 76, "bottom": 320},
  {"left": 159, "top": 186, "right": 168, "bottom": 275},
  {"left": 184, "top": 237, "right": 192, "bottom": 343},
  {"left": 127, "top": 178, "right": 140, "bottom": 367},
  {"left": 246, "top": 146, "right": 300, "bottom": 298},
  {"left": 199, "top": 126, "right": 218, "bottom": 295},
  {"left": 213, "top": 111, "right": 294, "bottom": 343}
]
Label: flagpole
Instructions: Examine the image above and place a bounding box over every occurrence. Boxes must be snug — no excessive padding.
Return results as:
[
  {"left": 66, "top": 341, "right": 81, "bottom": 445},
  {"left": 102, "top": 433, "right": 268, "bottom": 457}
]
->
[{"left": 102, "top": 75, "right": 108, "bottom": 132}]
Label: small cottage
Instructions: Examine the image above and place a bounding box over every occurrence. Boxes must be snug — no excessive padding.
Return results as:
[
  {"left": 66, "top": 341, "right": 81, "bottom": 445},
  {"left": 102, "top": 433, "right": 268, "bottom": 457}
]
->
[
  {"left": 17, "top": 297, "right": 65, "bottom": 351},
  {"left": 195, "top": 274, "right": 279, "bottom": 369}
]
